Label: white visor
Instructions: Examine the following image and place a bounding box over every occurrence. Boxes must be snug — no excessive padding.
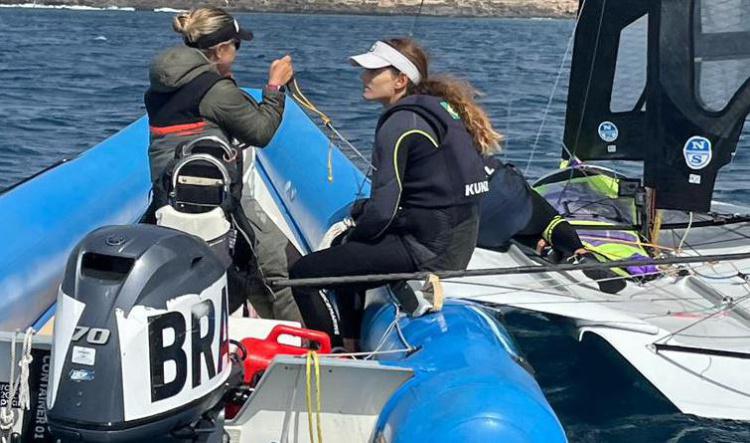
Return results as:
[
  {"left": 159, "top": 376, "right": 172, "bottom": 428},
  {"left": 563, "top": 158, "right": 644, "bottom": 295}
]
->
[{"left": 349, "top": 41, "right": 422, "bottom": 85}]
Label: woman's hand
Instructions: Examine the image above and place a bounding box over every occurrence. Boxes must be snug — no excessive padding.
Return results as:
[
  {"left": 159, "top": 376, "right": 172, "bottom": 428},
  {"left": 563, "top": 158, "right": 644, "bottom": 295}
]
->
[{"left": 268, "top": 55, "right": 294, "bottom": 86}]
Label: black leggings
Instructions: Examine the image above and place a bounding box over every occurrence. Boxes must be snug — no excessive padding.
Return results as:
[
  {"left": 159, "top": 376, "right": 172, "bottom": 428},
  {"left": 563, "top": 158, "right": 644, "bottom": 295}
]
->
[
  {"left": 515, "top": 191, "right": 584, "bottom": 258},
  {"left": 288, "top": 234, "right": 417, "bottom": 344}
]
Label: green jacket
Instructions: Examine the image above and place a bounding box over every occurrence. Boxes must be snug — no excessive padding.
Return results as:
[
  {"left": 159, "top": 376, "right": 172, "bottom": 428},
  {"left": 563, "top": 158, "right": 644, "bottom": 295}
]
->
[{"left": 146, "top": 45, "right": 285, "bottom": 181}]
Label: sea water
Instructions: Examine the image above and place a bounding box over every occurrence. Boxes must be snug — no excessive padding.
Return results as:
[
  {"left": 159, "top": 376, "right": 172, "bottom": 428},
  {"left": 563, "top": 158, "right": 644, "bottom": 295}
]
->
[{"left": 1, "top": 8, "right": 749, "bottom": 442}]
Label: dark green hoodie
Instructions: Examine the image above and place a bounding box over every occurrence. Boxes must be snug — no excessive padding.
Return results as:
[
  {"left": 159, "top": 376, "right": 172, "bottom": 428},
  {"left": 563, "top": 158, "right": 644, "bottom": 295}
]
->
[{"left": 147, "top": 46, "right": 285, "bottom": 180}]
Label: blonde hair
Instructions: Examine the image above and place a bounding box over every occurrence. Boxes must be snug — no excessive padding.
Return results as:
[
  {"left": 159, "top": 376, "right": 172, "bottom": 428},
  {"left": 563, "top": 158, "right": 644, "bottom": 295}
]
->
[
  {"left": 386, "top": 38, "right": 503, "bottom": 156},
  {"left": 173, "top": 7, "right": 233, "bottom": 46}
]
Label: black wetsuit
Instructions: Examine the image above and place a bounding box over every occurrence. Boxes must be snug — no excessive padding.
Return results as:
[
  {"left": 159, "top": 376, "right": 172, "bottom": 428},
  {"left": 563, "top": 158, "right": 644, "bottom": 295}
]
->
[
  {"left": 477, "top": 159, "right": 626, "bottom": 294},
  {"left": 289, "top": 95, "right": 489, "bottom": 343},
  {"left": 477, "top": 157, "right": 585, "bottom": 257}
]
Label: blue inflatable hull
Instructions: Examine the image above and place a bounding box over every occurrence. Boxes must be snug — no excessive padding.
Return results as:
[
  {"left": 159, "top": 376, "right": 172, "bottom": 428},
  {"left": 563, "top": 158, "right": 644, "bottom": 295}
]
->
[
  {"left": 0, "top": 90, "right": 566, "bottom": 441},
  {"left": 365, "top": 301, "right": 566, "bottom": 442}
]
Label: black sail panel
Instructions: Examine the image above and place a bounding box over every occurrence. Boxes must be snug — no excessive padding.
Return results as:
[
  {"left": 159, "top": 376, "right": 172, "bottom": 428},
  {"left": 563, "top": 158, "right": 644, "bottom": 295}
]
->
[
  {"left": 563, "top": 0, "right": 651, "bottom": 161},
  {"left": 647, "top": 0, "right": 750, "bottom": 212}
]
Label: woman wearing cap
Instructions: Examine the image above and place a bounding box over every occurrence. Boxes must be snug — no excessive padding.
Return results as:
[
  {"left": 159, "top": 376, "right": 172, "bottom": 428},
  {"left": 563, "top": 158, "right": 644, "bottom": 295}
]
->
[
  {"left": 289, "top": 38, "right": 499, "bottom": 350},
  {"left": 144, "top": 7, "right": 303, "bottom": 322}
]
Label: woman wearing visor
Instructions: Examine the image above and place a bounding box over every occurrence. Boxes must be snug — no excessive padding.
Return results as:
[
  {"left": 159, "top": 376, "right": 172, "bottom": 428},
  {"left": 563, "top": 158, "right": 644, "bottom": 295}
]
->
[
  {"left": 144, "top": 7, "right": 302, "bottom": 322},
  {"left": 289, "top": 38, "right": 499, "bottom": 350}
]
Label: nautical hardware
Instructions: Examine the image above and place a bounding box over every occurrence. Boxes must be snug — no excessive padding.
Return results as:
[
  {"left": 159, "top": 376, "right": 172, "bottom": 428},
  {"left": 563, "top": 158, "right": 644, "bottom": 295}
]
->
[{"left": 47, "top": 224, "right": 238, "bottom": 442}]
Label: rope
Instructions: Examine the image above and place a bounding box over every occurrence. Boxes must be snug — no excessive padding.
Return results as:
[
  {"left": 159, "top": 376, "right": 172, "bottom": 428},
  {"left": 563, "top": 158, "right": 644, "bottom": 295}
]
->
[
  {"left": 408, "top": 0, "right": 427, "bottom": 36},
  {"left": 287, "top": 77, "right": 374, "bottom": 197},
  {"left": 651, "top": 292, "right": 750, "bottom": 346},
  {"left": 0, "top": 328, "right": 35, "bottom": 443},
  {"left": 305, "top": 351, "right": 323, "bottom": 443},
  {"left": 524, "top": 0, "right": 587, "bottom": 175},
  {"left": 288, "top": 77, "right": 375, "bottom": 172},
  {"left": 676, "top": 211, "right": 694, "bottom": 254},
  {"left": 269, "top": 251, "right": 750, "bottom": 288}
]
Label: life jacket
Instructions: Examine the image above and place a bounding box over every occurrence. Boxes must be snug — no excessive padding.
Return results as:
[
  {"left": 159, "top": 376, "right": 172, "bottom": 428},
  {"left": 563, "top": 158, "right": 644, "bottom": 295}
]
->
[
  {"left": 375, "top": 94, "right": 490, "bottom": 208},
  {"left": 477, "top": 157, "right": 535, "bottom": 249},
  {"left": 145, "top": 71, "right": 225, "bottom": 138}
]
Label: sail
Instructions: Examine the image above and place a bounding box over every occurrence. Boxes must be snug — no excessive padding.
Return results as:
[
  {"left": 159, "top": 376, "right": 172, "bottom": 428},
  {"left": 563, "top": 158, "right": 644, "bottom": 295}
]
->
[
  {"left": 563, "top": 0, "right": 750, "bottom": 212},
  {"left": 646, "top": 0, "right": 750, "bottom": 211},
  {"left": 562, "top": 0, "right": 650, "bottom": 161}
]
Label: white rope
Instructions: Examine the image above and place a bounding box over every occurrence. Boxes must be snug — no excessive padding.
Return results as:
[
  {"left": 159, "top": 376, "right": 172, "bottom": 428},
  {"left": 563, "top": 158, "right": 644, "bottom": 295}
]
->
[
  {"left": 364, "top": 304, "right": 406, "bottom": 360},
  {"left": 676, "top": 211, "right": 694, "bottom": 253},
  {"left": 0, "top": 328, "right": 35, "bottom": 443},
  {"left": 16, "top": 329, "right": 34, "bottom": 412}
]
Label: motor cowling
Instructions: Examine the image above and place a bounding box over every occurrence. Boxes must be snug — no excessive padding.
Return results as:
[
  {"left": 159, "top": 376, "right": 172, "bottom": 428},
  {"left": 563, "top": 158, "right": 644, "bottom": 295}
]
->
[{"left": 47, "top": 224, "right": 234, "bottom": 442}]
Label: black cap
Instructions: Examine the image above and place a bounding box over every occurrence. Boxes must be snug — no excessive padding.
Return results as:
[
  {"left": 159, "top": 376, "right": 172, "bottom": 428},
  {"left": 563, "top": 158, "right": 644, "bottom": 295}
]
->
[{"left": 186, "top": 18, "right": 253, "bottom": 50}]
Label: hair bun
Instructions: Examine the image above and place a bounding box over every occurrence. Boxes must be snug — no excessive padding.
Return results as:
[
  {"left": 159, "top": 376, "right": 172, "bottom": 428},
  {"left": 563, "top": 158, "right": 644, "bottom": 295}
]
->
[{"left": 172, "top": 12, "right": 192, "bottom": 36}]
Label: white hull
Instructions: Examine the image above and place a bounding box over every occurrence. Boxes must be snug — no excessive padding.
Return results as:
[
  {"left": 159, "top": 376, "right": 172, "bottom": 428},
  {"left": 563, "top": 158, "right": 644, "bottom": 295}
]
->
[{"left": 446, "top": 211, "right": 750, "bottom": 420}]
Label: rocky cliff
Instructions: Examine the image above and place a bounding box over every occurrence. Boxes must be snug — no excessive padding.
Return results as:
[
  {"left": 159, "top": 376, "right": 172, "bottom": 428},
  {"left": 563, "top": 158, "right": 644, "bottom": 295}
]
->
[{"left": 1, "top": 0, "right": 578, "bottom": 17}]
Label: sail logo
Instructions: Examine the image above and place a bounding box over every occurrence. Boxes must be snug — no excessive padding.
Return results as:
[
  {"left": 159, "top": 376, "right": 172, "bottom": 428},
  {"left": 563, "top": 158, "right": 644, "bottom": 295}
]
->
[
  {"left": 598, "top": 121, "right": 619, "bottom": 143},
  {"left": 683, "top": 136, "right": 712, "bottom": 170}
]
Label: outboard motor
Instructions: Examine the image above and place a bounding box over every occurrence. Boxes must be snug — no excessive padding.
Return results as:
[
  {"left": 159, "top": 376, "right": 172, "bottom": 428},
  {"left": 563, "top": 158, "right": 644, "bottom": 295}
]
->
[{"left": 47, "top": 224, "right": 239, "bottom": 442}]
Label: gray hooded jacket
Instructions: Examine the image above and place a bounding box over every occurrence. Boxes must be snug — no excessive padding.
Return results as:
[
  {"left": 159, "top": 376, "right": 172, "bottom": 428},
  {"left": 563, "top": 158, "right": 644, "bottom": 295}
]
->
[{"left": 147, "top": 46, "right": 285, "bottom": 180}]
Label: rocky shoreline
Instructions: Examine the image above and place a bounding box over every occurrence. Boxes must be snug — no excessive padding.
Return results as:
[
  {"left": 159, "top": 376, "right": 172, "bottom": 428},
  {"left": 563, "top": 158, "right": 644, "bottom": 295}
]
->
[{"left": 0, "top": 0, "right": 578, "bottom": 18}]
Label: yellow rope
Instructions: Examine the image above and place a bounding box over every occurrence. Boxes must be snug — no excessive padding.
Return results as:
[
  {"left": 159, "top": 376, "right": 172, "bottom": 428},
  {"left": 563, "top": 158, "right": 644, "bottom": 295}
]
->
[
  {"left": 290, "top": 78, "right": 335, "bottom": 182},
  {"left": 291, "top": 78, "right": 332, "bottom": 127},
  {"left": 305, "top": 351, "right": 323, "bottom": 443}
]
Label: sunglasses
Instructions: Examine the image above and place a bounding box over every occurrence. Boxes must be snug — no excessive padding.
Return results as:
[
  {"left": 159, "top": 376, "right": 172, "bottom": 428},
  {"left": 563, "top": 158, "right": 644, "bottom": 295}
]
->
[{"left": 233, "top": 39, "right": 241, "bottom": 50}]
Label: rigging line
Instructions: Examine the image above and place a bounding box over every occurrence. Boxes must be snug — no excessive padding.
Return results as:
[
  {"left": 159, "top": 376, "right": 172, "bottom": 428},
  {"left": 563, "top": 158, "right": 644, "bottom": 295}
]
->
[
  {"left": 458, "top": 267, "right": 688, "bottom": 302},
  {"left": 676, "top": 211, "right": 694, "bottom": 253},
  {"left": 720, "top": 223, "right": 750, "bottom": 241},
  {"left": 652, "top": 293, "right": 750, "bottom": 345},
  {"left": 454, "top": 263, "right": 746, "bottom": 321},
  {"left": 288, "top": 77, "right": 373, "bottom": 197},
  {"left": 554, "top": 160, "right": 597, "bottom": 208},
  {"left": 728, "top": 261, "right": 750, "bottom": 288},
  {"left": 462, "top": 260, "right": 713, "bottom": 303},
  {"left": 523, "top": 0, "right": 586, "bottom": 175},
  {"left": 288, "top": 77, "right": 376, "bottom": 172},
  {"left": 316, "top": 348, "right": 415, "bottom": 359},
  {"left": 567, "top": 0, "right": 608, "bottom": 162},
  {"left": 562, "top": 214, "right": 750, "bottom": 232},
  {"left": 408, "top": 0, "right": 427, "bottom": 36},
  {"left": 503, "top": 260, "right": 712, "bottom": 305},
  {"left": 364, "top": 311, "right": 400, "bottom": 360},
  {"left": 504, "top": 47, "right": 519, "bottom": 154}
]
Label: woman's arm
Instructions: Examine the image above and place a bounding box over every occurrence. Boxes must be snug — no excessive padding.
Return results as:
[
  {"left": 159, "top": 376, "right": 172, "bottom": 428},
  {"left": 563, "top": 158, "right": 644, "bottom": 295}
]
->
[{"left": 200, "top": 80, "right": 285, "bottom": 147}]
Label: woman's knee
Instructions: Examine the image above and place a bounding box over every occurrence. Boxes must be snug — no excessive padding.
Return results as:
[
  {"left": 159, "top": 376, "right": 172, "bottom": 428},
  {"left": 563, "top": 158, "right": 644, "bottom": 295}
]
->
[{"left": 289, "top": 255, "right": 315, "bottom": 280}]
